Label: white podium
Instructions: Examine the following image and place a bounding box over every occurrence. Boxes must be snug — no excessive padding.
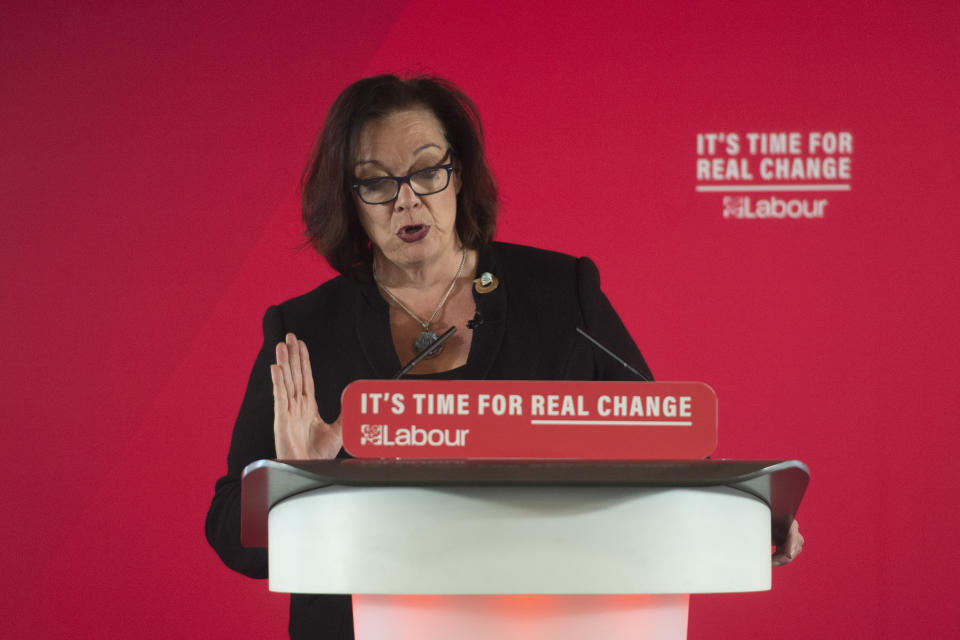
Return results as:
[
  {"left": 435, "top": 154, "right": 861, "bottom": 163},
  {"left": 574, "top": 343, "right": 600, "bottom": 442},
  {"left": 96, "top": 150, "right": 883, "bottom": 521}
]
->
[{"left": 242, "top": 459, "right": 808, "bottom": 639}]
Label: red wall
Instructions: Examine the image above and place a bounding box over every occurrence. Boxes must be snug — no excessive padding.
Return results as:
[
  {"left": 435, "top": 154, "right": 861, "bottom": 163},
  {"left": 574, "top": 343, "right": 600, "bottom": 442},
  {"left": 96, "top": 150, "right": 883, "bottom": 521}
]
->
[{"left": 3, "top": 1, "right": 958, "bottom": 637}]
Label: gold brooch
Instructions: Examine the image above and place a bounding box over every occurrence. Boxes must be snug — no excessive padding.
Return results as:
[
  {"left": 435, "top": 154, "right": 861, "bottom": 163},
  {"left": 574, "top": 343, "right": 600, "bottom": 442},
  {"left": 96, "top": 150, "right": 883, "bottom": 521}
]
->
[{"left": 473, "top": 271, "right": 499, "bottom": 294}]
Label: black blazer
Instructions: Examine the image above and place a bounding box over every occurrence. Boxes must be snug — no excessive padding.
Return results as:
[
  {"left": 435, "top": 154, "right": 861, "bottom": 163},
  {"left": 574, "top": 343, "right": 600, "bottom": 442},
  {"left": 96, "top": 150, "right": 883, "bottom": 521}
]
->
[{"left": 205, "top": 241, "right": 652, "bottom": 638}]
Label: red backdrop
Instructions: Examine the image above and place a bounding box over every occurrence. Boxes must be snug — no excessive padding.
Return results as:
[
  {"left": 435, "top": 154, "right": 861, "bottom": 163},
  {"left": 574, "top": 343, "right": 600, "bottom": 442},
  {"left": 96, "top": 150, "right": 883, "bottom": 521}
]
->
[{"left": 3, "top": 1, "right": 958, "bottom": 637}]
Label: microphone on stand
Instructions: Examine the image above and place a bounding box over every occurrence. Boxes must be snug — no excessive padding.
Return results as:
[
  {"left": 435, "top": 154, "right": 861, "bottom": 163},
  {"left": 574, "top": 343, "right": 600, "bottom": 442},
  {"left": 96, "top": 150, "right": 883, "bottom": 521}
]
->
[
  {"left": 576, "top": 327, "right": 652, "bottom": 382},
  {"left": 393, "top": 326, "right": 458, "bottom": 379}
]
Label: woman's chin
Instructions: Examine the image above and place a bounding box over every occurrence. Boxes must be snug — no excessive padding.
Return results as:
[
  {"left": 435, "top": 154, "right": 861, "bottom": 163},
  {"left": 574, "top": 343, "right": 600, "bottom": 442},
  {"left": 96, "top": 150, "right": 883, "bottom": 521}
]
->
[{"left": 380, "top": 234, "right": 451, "bottom": 267}]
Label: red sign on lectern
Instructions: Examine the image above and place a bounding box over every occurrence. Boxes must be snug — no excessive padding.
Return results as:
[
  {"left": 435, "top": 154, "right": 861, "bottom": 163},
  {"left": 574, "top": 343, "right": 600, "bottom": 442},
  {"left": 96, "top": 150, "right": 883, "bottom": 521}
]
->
[{"left": 341, "top": 381, "right": 717, "bottom": 459}]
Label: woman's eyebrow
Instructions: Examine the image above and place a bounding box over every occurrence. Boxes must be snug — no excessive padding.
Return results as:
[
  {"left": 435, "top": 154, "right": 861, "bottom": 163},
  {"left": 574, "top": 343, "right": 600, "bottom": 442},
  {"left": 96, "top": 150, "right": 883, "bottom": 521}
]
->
[
  {"left": 413, "top": 142, "right": 443, "bottom": 155},
  {"left": 354, "top": 143, "right": 444, "bottom": 168}
]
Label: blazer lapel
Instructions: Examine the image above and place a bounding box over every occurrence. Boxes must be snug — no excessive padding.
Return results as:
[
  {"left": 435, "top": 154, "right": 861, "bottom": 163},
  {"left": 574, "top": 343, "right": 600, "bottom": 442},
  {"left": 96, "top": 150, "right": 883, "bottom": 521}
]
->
[
  {"left": 355, "top": 268, "right": 404, "bottom": 379},
  {"left": 464, "top": 243, "right": 506, "bottom": 380}
]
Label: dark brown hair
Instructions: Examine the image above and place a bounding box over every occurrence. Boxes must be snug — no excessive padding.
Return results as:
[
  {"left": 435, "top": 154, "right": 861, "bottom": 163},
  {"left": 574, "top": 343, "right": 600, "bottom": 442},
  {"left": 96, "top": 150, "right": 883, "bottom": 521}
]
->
[{"left": 301, "top": 75, "right": 499, "bottom": 276}]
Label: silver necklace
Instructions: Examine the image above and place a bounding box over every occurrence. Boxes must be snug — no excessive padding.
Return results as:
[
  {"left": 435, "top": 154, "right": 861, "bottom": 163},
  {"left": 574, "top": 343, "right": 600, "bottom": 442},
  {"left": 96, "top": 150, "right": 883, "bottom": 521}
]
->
[{"left": 373, "top": 248, "right": 466, "bottom": 358}]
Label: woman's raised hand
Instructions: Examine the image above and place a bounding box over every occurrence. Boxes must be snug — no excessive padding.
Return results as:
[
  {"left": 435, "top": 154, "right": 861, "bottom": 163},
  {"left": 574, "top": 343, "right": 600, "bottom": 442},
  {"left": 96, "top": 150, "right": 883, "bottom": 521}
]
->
[{"left": 270, "top": 333, "right": 342, "bottom": 459}]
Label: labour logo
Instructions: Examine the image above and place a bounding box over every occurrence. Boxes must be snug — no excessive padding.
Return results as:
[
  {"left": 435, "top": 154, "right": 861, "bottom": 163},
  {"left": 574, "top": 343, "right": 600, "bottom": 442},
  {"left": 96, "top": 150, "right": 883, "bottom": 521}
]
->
[
  {"left": 723, "top": 196, "right": 746, "bottom": 218},
  {"left": 360, "top": 424, "right": 383, "bottom": 445}
]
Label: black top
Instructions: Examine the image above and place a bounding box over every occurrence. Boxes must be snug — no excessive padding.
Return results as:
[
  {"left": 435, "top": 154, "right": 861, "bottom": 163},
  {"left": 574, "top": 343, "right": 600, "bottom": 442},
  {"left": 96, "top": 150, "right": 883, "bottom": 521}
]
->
[{"left": 205, "top": 241, "right": 652, "bottom": 639}]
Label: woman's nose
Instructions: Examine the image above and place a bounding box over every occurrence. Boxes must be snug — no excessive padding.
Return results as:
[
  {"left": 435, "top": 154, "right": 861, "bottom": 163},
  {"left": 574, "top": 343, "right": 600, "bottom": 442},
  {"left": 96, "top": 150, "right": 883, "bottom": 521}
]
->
[{"left": 394, "top": 181, "right": 420, "bottom": 211}]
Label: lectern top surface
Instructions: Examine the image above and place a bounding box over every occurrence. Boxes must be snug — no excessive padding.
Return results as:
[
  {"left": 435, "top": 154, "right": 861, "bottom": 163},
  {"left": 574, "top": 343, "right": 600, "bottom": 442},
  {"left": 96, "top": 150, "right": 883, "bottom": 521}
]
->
[
  {"left": 255, "top": 458, "right": 804, "bottom": 485},
  {"left": 241, "top": 459, "right": 808, "bottom": 549}
]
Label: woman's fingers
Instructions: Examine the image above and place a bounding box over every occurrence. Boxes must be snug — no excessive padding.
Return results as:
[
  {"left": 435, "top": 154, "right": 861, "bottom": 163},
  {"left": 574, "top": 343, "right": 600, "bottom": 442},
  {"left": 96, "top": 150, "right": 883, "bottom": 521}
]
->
[
  {"left": 270, "top": 364, "right": 286, "bottom": 412},
  {"left": 785, "top": 519, "right": 803, "bottom": 555},
  {"left": 788, "top": 520, "right": 804, "bottom": 557},
  {"left": 270, "top": 364, "right": 291, "bottom": 452},
  {"left": 276, "top": 333, "right": 312, "bottom": 403},
  {"left": 286, "top": 333, "right": 303, "bottom": 400},
  {"left": 772, "top": 520, "right": 804, "bottom": 567},
  {"left": 275, "top": 339, "right": 298, "bottom": 408},
  {"left": 299, "top": 339, "right": 315, "bottom": 401}
]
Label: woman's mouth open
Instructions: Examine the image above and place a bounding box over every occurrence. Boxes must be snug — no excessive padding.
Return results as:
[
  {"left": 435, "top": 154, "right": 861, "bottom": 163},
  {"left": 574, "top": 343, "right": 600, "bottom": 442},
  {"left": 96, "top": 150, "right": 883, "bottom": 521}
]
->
[{"left": 397, "top": 224, "right": 430, "bottom": 243}]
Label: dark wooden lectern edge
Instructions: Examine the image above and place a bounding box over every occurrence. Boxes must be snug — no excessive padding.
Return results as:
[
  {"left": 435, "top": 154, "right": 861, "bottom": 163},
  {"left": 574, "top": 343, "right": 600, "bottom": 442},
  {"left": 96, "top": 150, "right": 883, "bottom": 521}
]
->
[{"left": 241, "top": 459, "right": 809, "bottom": 548}]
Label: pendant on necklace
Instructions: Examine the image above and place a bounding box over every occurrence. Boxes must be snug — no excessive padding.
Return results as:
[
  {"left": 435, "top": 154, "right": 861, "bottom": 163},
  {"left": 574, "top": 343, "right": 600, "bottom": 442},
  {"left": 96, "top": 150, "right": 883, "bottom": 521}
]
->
[{"left": 414, "top": 330, "right": 443, "bottom": 358}]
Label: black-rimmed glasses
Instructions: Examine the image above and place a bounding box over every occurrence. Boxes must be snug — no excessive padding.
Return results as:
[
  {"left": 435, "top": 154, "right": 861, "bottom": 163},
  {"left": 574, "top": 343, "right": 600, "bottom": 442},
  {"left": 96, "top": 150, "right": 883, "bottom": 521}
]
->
[{"left": 352, "top": 157, "right": 455, "bottom": 205}]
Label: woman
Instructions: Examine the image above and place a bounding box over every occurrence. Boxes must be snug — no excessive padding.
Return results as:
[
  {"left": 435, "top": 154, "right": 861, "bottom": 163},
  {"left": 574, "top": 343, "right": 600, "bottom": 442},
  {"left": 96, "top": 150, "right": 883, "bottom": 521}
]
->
[{"left": 205, "top": 75, "right": 799, "bottom": 639}]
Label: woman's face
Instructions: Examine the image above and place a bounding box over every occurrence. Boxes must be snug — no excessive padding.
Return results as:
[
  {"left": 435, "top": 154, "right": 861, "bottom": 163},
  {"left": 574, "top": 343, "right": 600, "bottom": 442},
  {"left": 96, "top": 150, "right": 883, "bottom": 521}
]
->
[{"left": 353, "top": 108, "right": 460, "bottom": 271}]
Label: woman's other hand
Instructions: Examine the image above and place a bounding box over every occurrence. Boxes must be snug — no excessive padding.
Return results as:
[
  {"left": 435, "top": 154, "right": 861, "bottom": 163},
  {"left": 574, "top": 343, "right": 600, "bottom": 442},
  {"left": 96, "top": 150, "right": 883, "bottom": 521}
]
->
[
  {"left": 772, "top": 519, "right": 804, "bottom": 567},
  {"left": 271, "top": 333, "right": 342, "bottom": 459}
]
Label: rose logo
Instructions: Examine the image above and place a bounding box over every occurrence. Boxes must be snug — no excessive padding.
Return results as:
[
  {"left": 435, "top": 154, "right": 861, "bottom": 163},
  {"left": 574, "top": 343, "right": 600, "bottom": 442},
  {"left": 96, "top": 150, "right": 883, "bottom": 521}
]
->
[
  {"left": 361, "top": 424, "right": 383, "bottom": 445},
  {"left": 723, "top": 195, "right": 746, "bottom": 218}
]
